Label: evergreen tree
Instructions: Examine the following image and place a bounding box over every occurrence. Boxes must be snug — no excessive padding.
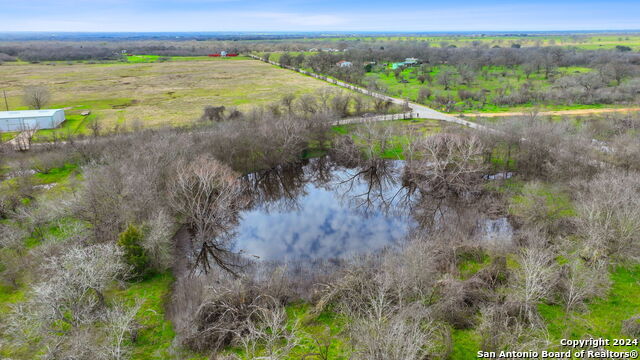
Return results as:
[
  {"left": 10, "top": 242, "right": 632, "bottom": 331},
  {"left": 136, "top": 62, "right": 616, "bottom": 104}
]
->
[{"left": 117, "top": 224, "right": 150, "bottom": 278}]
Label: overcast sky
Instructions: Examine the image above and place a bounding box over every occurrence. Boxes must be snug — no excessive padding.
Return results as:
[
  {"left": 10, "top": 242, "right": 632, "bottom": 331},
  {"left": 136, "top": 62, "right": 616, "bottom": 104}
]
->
[{"left": 1, "top": 0, "right": 638, "bottom": 32}]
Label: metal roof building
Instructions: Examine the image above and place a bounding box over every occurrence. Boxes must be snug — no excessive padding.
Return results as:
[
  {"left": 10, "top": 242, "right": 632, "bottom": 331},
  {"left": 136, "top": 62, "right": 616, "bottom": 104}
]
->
[{"left": 0, "top": 109, "right": 65, "bottom": 132}]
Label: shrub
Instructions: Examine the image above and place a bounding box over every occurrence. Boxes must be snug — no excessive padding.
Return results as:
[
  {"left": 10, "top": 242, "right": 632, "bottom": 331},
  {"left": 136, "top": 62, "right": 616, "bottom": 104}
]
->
[
  {"left": 622, "top": 315, "right": 640, "bottom": 336},
  {"left": 142, "top": 210, "right": 175, "bottom": 272},
  {"left": 117, "top": 224, "right": 150, "bottom": 278},
  {"left": 418, "top": 87, "right": 432, "bottom": 103}
]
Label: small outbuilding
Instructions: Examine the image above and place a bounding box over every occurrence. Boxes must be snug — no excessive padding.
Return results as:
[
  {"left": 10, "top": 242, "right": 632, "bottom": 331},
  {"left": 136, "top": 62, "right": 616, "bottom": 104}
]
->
[{"left": 0, "top": 109, "right": 65, "bottom": 132}]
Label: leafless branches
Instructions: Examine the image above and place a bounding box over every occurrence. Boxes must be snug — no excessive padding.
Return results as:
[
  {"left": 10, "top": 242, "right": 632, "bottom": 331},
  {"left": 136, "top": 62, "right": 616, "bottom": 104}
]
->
[
  {"left": 142, "top": 209, "right": 176, "bottom": 271},
  {"left": 23, "top": 85, "right": 51, "bottom": 109},
  {"left": 169, "top": 155, "right": 248, "bottom": 274},
  {"left": 231, "top": 297, "right": 300, "bottom": 360},
  {"left": 3, "top": 243, "right": 130, "bottom": 359},
  {"left": 574, "top": 170, "right": 640, "bottom": 262},
  {"left": 510, "top": 246, "right": 558, "bottom": 324},
  {"left": 104, "top": 299, "right": 143, "bottom": 360},
  {"left": 558, "top": 256, "right": 610, "bottom": 312},
  {"left": 404, "top": 132, "right": 486, "bottom": 198}
]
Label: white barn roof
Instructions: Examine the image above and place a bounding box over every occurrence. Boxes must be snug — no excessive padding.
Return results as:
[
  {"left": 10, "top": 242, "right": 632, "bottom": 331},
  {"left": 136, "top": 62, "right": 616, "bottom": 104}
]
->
[{"left": 0, "top": 109, "right": 63, "bottom": 120}]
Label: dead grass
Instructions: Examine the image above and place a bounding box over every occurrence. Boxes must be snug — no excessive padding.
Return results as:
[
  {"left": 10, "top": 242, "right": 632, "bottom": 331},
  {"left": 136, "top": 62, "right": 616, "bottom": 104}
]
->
[{"left": 0, "top": 60, "right": 337, "bottom": 129}]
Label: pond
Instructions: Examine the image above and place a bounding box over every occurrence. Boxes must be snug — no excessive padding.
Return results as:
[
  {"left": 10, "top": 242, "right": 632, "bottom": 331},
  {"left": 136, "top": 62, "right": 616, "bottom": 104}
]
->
[
  {"left": 233, "top": 158, "right": 416, "bottom": 261},
  {"left": 228, "top": 157, "right": 514, "bottom": 262}
]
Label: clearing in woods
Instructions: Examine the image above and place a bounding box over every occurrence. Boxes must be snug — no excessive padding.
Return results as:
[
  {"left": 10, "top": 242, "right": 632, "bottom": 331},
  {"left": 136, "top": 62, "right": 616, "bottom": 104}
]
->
[{"left": 0, "top": 58, "right": 338, "bottom": 134}]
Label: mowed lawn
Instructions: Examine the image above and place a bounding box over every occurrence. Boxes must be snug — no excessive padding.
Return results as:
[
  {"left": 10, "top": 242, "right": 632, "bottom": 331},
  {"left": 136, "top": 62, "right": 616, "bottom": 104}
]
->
[{"left": 0, "top": 58, "right": 337, "bottom": 132}]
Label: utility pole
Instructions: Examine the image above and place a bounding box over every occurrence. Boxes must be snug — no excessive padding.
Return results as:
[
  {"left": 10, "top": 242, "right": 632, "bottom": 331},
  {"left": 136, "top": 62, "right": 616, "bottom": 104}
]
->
[{"left": 3, "top": 90, "right": 8, "bottom": 111}]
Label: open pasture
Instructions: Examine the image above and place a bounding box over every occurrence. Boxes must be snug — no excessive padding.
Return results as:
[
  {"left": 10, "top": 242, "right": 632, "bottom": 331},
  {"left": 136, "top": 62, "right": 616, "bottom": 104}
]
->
[{"left": 0, "top": 58, "right": 337, "bottom": 134}]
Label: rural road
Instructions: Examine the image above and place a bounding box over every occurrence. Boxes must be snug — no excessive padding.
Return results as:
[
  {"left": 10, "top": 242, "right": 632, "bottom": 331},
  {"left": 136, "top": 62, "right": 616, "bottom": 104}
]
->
[
  {"left": 250, "top": 54, "right": 639, "bottom": 129},
  {"left": 248, "top": 54, "right": 485, "bottom": 130}
]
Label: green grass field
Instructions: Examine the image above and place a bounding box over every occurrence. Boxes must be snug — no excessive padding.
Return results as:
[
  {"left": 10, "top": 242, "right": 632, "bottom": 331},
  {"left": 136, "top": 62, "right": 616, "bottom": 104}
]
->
[{"left": 540, "top": 265, "right": 640, "bottom": 351}]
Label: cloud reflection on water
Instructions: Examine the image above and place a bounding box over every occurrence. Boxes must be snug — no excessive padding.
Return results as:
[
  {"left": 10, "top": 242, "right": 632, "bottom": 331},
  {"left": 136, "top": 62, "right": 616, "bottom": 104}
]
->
[{"left": 234, "top": 161, "right": 413, "bottom": 261}]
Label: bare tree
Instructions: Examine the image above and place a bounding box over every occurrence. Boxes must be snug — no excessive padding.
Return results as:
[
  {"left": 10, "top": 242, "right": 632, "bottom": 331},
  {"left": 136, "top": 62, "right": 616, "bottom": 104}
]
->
[
  {"left": 352, "top": 95, "right": 364, "bottom": 115},
  {"left": 574, "top": 171, "right": 640, "bottom": 262},
  {"left": 76, "top": 164, "right": 127, "bottom": 242},
  {"left": 280, "top": 93, "right": 296, "bottom": 115},
  {"left": 23, "top": 86, "right": 51, "bottom": 109},
  {"left": 169, "top": 155, "right": 248, "bottom": 274},
  {"left": 142, "top": 209, "right": 175, "bottom": 271},
  {"left": 297, "top": 93, "right": 318, "bottom": 116},
  {"left": 417, "top": 87, "right": 432, "bottom": 103},
  {"left": 559, "top": 256, "right": 610, "bottom": 311},
  {"left": 232, "top": 298, "right": 300, "bottom": 360},
  {"left": 478, "top": 304, "right": 551, "bottom": 353},
  {"left": 600, "top": 59, "right": 635, "bottom": 85},
  {"left": 372, "top": 97, "right": 392, "bottom": 113},
  {"left": 4, "top": 243, "right": 128, "bottom": 358},
  {"left": 104, "top": 299, "right": 143, "bottom": 360},
  {"left": 349, "top": 302, "right": 436, "bottom": 360},
  {"left": 511, "top": 246, "right": 558, "bottom": 323},
  {"left": 404, "top": 132, "right": 486, "bottom": 198},
  {"left": 331, "top": 92, "right": 352, "bottom": 117},
  {"left": 437, "top": 69, "right": 457, "bottom": 90}
]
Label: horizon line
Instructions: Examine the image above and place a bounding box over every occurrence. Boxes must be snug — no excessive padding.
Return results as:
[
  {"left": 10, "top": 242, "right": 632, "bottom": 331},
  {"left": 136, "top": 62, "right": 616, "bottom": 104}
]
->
[{"left": 1, "top": 29, "right": 640, "bottom": 34}]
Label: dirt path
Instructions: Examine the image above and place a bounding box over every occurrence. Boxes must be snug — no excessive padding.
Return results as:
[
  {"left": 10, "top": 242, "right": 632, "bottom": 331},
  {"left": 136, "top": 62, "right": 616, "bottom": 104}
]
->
[{"left": 464, "top": 108, "right": 640, "bottom": 118}]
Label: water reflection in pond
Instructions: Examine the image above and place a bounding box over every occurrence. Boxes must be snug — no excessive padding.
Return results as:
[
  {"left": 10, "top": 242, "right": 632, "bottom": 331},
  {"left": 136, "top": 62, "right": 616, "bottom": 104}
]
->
[
  {"left": 222, "top": 157, "right": 513, "bottom": 263},
  {"left": 478, "top": 217, "right": 514, "bottom": 246},
  {"left": 234, "top": 158, "right": 416, "bottom": 261}
]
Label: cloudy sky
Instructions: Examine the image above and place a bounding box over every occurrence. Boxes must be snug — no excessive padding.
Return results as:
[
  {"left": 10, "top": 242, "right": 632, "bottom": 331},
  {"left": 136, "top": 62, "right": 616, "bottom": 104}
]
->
[{"left": 1, "top": 0, "right": 638, "bottom": 32}]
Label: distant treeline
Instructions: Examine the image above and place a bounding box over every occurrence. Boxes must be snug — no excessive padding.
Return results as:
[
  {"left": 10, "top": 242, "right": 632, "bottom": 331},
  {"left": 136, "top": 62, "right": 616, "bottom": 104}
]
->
[
  {"left": 1, "top": 36, "right": 639, "bottom": 62},
  {"left": 0, "top": 41, "right": 250, "bottom": 62}
]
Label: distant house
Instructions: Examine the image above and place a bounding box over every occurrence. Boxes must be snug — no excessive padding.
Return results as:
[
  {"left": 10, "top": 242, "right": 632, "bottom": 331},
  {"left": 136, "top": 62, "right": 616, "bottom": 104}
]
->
[
  {"left": 336, "top": 60, "right": 353, "bottom": 68},
  {"left": 0, "top": 109, "right": 65, "bottom": 132},
  {"left": 209, "top": 52, "right": 238, "bottom": 57},
  {"left": 391, "top": 58, "right": 420, "bottom": 70}
]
